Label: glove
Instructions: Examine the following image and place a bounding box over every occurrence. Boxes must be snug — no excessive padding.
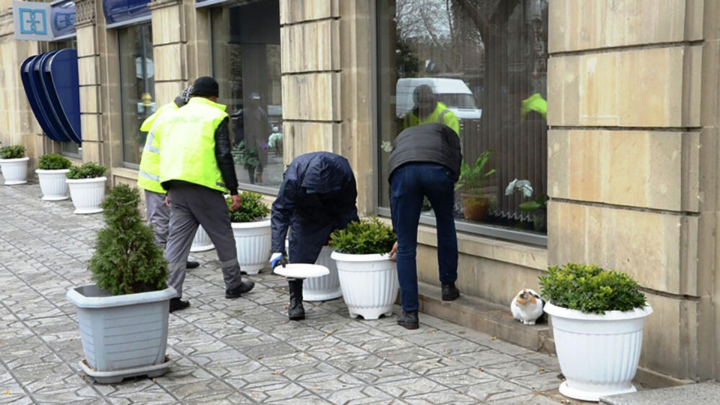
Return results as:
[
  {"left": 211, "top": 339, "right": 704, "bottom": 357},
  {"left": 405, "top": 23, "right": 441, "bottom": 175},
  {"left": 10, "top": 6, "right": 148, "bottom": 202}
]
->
[{"left": 270, "top": 252, "right": 288, "bottom": 269}]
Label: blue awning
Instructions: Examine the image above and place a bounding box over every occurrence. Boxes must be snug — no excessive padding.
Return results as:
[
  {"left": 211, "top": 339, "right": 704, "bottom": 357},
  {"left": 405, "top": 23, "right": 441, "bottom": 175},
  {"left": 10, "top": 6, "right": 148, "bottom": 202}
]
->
[{"left": 103, "top": 0, "right": 151, "bottom": 29}]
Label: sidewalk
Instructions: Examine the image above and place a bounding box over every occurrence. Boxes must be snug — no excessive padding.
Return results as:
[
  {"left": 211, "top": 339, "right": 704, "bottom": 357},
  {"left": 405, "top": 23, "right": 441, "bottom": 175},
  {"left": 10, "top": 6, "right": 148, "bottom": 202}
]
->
[{"left": 0, "top": 181, "right": 574, "bottom": 404}]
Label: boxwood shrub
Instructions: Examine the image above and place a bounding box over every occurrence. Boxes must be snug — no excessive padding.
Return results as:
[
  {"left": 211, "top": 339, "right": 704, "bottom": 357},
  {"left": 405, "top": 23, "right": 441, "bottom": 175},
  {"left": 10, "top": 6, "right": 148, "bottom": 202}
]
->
[
  {"left": 227, "top": 191, "right": 269, "bottom": 222},
  {"left": 66, "top": 162, "right": 106, "bottom": 179},
  {"left": 539, "top": 263, "right": 646, "bottom": 314},
  {"left": 0, "top": 145, "right": 26, "bottom": 159},
  {"left": 329, "top": 218, "right": 396, "bottom": 255},
  {"left": 38, "top": 154, "right": 72, "bottom": 170}
]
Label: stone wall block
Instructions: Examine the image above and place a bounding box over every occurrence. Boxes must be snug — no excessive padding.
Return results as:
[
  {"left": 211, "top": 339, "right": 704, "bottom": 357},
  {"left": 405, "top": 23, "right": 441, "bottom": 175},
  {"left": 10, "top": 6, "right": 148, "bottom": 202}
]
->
[
  {"left": 283, "top": 121, "right": 340, "bottom": 165},
  {"left": 76, "top": 25, "right": 97, "bottom": 57},
  {"left": 281, "top": 19, "right": 339, "bottom": 73},
  {"left": 281, "top": 73, "right": 340, "bottom": 121},
  {"left": 152, "top": 4, "right": 182, "bottom": 45},
  {"left": 153, "top": 43, "right": 185, "bottom": 82},
  {"left": 80, "top": 113, "right": 101, "bottom": 142},
  {"left": 280, "top": 0, "right": 338, "bottom": 25},
  {"left": 77, "top": 57, "right": 98, "bottom": 86}
]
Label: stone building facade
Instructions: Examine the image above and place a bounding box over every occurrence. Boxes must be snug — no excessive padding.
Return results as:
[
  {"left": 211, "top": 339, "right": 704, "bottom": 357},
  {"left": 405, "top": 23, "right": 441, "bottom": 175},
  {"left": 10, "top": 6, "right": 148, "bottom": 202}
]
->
[{"left": 0, "top": 0, "right": 718, "bottom": 385}]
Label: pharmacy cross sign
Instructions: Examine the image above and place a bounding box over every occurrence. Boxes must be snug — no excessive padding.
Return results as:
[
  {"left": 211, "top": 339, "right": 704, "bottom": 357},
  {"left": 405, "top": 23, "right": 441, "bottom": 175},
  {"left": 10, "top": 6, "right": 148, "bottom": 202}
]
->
[{"left": 13, "top": 1, "right": 54, "bottom": 41}]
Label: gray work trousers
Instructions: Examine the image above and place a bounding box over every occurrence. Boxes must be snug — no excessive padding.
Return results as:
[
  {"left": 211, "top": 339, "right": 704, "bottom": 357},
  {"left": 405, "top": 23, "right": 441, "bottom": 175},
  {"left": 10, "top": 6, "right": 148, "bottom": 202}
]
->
[
  {"left": 145, "top": 190, "right": 170, "bottom": 248},
  {"left": 165, "top": 182, "right": 242, "bottom": 298}
]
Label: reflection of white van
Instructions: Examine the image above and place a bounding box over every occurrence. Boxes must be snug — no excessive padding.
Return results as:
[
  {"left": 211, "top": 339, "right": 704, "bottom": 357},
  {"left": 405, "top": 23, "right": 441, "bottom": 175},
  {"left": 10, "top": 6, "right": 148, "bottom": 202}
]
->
[{"left": 396, "top": 78, "right": 482, "bottom": 120}]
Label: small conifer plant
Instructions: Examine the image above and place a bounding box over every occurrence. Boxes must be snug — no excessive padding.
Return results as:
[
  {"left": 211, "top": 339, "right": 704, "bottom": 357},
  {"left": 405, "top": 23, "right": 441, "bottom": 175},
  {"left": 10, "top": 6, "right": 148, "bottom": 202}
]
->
[{"left": 88, "top": 185, "right": 168, "bottom": 295}]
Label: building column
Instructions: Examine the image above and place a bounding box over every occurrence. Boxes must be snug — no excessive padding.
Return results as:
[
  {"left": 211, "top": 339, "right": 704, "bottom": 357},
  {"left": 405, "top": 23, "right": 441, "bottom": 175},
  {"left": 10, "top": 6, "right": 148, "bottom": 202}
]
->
[
  {"left": 150, "top": 0, "right": 187, "bottom": 106},
  {"left": 548, "top": 0, "right": 716, "bottom": 382}
]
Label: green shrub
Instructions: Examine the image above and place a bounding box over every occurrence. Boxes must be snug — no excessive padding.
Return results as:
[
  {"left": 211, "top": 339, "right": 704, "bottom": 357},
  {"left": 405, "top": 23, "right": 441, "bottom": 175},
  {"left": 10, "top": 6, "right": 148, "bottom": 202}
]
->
[
  {"left": 329, "top": 218, "right": 396, "bottom": 255},
  {"left": 66, "top": 162, "right": 106, "bottom": 179},
  {"left": 38, "top": 154, "right": 72, "bottom": 170},
  {"left": 539, "top": 263, "right": 646, "bottom": 314},
  {"left": 0, "top": 145, "right": 26, "bottom": 159},
  {"left": 88, "top": 185, "right": 168, "bottom": 295},
  {"left": 227, "top": 191, "right": 269, "bottom": 222}
]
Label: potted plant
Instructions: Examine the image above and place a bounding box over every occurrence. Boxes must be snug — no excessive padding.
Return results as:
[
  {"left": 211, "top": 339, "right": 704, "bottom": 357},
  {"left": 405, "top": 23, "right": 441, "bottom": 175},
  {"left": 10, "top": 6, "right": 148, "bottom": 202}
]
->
[
  {"left": 36, "top": 154, "right": 72, "bottom": 200},
  {"left": 66, "top": 162, "right": 107, "bottom": 214},
  {"left": 66, "top": 185, "right": 175, "bottom": 384},
  {"left": 191, "top": 226, "right": 215, "bottom": 252},
  {"left": 505, "top": 179, "right": 547, "bottom": 232},
  {"left": 330, "top": 218, "right": 398, "bottom": 320},
  {"left": 0, "top": 145, "right": 29, "bottom": 185},
  {"left": 227, "top": 191, "right": 271, "bottom": 274},
  {"left": 233, "top": 141, "right": 260, "bottom": 184},
  {"left": 286, "top": 239, "right": 342, "bottom": 302},
  {"left": 455, "top": 150, "right": 496, "bottom": 221},
  {"left": 540, "top": 263, "right": 653, "bottom": 402}
]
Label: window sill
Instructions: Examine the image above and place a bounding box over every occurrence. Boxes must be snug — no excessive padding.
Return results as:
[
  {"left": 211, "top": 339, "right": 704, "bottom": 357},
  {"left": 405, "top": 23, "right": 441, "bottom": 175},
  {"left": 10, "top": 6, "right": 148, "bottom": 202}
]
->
[{"left": 111, "top": 166, "right": 139, "bottom": 181}]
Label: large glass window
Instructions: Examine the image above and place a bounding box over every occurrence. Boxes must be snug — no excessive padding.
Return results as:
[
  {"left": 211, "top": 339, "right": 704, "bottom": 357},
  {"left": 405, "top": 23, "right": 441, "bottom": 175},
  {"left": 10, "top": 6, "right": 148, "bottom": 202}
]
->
[
  {"left": 377, "top": 0, "right": 548, "bottom": 242},
  {"left": 118, "top": 24, "right": 155, "bottom": 167},
  {"left": 210, "top": 0, "right": 283, "bottom": 190},
  {"left": 52, "top": 38, "right": 82, "bottom": 158}
]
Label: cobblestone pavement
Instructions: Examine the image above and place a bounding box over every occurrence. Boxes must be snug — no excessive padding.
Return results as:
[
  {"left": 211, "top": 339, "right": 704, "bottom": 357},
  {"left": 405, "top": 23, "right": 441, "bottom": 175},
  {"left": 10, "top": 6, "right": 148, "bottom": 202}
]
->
[{"left": 0, "top": 182, "right": 574, "bottom": 404}]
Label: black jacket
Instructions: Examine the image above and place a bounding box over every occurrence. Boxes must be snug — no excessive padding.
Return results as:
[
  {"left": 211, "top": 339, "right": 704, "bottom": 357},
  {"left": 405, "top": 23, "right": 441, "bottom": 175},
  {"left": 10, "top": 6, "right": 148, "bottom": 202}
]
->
[
  {"left": 214, "top": 117, "right": 239, "bottom": 195},
  {"left": 271, "top": 152, "right": 359, "bottom": 260},
  {"left": 388, "top": 123, "right": 462, "bottom": 182}
]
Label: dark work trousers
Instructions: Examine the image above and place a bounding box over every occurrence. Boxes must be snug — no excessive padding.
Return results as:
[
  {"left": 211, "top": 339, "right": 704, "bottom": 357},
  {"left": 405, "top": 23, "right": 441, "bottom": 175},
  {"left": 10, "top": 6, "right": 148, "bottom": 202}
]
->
[
  {"left": 165, "top": 182, "right": 242, "bottom": 298},
  {"left": 145, "top": 190, "right": 170, "bottom": 248},
  {"left": 390, "top": 163, "right": 458, "bottom": 312}
]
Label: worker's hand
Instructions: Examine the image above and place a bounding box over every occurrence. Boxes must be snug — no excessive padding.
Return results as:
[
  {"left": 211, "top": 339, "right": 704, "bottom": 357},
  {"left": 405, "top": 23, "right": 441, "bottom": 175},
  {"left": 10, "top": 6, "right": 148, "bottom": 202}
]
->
[
  {"left": 389, "top": 242, "right": 398, "bottom": 262},
  {"left": 270, "top": 252, "right": 288, "bottom": 269},
  {"left": 165, "top": 196, "right": 170, "bottom": 207},
  {"left": 230, "top": 194, "right": 242, "bottom": 211}
]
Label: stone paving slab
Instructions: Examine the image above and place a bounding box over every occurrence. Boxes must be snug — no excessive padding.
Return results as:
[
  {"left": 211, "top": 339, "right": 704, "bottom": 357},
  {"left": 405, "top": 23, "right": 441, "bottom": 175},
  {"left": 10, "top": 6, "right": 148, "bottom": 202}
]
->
[
  {"left": 0, "top": 182, "right": 579, "bottom": 404},
  {"left": 600, "top": 382, "right": 720, "bottom": 405}
]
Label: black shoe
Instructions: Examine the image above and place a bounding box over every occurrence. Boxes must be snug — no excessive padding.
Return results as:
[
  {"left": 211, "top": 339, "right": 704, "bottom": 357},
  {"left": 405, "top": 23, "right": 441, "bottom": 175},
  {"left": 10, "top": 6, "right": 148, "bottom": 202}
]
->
[
  {"left": 225, "top": 280, "right": 255, "bottom": 299},
  {"left": 186, "top": 261, "right": 200, "bottom": 269},
  {"left": 169, "top": 298, "right": 190, "bottom": 313},
  {"left": 397, "top": 310, "right": 419, "bottom": 330},
  {"left": 442, "top": 282, "right": 460, "bottom": 301},
  {"left": 288, "top": 279, "right": 305, "bottom": 321}
]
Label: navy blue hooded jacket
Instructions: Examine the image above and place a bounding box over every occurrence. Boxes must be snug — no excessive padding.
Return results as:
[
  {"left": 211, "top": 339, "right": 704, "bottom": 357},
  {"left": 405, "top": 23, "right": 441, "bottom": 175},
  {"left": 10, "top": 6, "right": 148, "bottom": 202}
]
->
[{"left": 271, "top": 152, "right": 359, "bottom": 263}]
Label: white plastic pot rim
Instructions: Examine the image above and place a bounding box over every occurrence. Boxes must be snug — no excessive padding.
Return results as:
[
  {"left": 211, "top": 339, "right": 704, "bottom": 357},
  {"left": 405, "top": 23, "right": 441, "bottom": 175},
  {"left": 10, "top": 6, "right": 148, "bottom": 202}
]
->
[
  {"left": 0, "top": 157, "right": 29, "bottom": 162},
  {"left": 331, "top": 251, "right": 392, "bottom": 262},
  {"left": 66, "top": 176, "right": 107, "bottom": 184},
  {"left": 36, "top": 169, "right": 71, "bottom": 174},
  {"left": 66, "top": 285, "right": 177, "bottom": 309},
  {"left": 231, "top": 219, "right": 271, "bottom": 229},
  {"left": 544, "top": 301, "right": 653, "bottom": 321}
]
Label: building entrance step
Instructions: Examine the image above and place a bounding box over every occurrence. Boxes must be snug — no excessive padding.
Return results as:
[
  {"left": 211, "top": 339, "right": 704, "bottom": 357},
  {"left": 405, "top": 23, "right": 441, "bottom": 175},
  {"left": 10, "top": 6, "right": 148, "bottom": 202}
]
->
[{"left": 600, "top": 382, "right": 720, "bottom": 405}]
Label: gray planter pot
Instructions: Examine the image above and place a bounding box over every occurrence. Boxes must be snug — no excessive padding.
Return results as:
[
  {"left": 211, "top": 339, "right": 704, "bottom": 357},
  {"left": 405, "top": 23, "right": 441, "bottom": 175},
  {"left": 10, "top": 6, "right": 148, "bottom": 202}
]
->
[{"left": 66, "top": 284, "right": 176, "bottom": 383}]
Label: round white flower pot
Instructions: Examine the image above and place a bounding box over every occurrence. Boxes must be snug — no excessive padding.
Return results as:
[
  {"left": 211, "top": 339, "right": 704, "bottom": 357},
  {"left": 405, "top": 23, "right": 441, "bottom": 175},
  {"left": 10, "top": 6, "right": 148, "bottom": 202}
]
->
[
  {"left": 231, "top": 219, "right": 271, "bottom": 275},
  {"left": 544, "top": 302, "right": 653, "bottom": 402},
  {"left": 331, "top": 251, "right": 398, "bottom": 320},
  {"left": 0, "top": 157, "right": 29, "bottom": 185},
  {"left": 67, "top": 177, "right": 106, "bottom": 215},
  {"left": 191, "top": 225, "right": 215, "bottom": 252},
  {"left": 304, "top": 246, "right": 342, "bottom": 301},
  {"left": 36, "top": 169, "right": 70, "bottom": 200}
]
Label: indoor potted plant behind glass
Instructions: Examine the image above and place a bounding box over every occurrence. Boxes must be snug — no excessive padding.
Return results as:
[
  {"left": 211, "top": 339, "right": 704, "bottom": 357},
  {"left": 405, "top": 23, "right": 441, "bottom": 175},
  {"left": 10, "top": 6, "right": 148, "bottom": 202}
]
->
[
  {"left": 540, "top": 263, "right": 653, "bottom": 402},
  {"left": 455, "top": 150, "right": 496, "bottom": 221},
  {"left": 66, "top": 185, "right": 175, "bottom": 384},
  {"left": 505, "top": 179, "right": 547, "bottom": 232},
  {"left": 36, "top": 154, "right": 72, "bottom": 200},
  {"left": 227, "top": 191, "right": 271, "bottom": 274},
  {"left": 233, "top": 141, "right": 261, "bottom": 185},
  {"left": 330, "top": 218, "right": 398, "bottom": 320},
  {"left": 66, "top": 162, "right": 107, "bottom": 214},
  {"left": 0, "top": 145, "right": 29, "bottom": 185}
]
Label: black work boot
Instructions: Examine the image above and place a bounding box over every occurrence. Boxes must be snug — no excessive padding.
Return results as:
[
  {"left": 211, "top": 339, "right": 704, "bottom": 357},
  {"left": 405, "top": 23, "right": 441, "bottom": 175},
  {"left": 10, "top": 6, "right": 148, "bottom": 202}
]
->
[
  {"left": 288, "top": 279, "right": 305, "bottom": 321},
  {"left": 441, "top": 282, "right": 460, "bottom": 301},
  {"left": 397, "top": 310, "right": 419, "bottom": 330},
  {"left": 169, "top": 298, "right": 190, "bottom": 313},
  {"left": 186, "top": 261, "right": 200, "bottom": 269},
  {"left": 226, "top": 280, "right": 255, "bottom": 299}
]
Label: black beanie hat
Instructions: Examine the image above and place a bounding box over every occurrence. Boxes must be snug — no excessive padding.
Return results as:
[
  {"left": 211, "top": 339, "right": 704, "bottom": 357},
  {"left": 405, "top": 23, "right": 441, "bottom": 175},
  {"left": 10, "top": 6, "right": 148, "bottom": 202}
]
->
[{"left": 191, "top": 76, "right": 219, "bottom": 98}]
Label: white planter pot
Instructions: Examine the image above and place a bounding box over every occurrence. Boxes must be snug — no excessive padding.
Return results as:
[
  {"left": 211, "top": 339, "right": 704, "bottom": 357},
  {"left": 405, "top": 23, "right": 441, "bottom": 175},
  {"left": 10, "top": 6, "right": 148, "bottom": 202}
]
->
[
  {"left": 286, "top": 242, "right": 342, "bottom": 301},
  {"left": 544, "top": 302, "right": 653, "bottom": 402},
  {"left": 36, "top": 169, "right": 70, "bottom": 200},
  {"left": 191, "top": 225, "right": 215, "bottom": 252},
  {"left": 67, "top": 177, "right": 106, "bottom": 214},
  {"left": 66, "top": 284, "right": 176, "bottom": 384},
  {"left": 0, "top": 157, "right": 29, "bottom": 185},
  {"left": 331, "top": 251, "right": 398, "bottom": 320},
  {"left": 231, "top": 219, "right": 271, "bottom": 275}
]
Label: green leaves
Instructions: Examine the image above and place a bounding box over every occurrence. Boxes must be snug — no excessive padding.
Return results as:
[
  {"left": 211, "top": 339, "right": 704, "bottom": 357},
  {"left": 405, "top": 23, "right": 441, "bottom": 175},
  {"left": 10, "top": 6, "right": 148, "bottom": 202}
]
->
[
  {"left": 227, "top": 191, "right": 269, "bottom": 223},
  {"left": 38, "top": 154, "right": 72, "bottom": 170},
  {"left": 66, "top": 162, "right": 106, "bottom": 179},
  {"left": 519, "top": 194, "right": 547, "bottom": 212},
  {"left": 88, "top": 185, "right": 168, "bottom": 296},
  {"left": 0, "top": 145, "right": 26, "bottom": 159},
  {"left": 232, "top": 141, "right": 260, "bottom": 169},
  {"left": 329, "top": 218, "right": 396, "bottom": 255},
  {"left": 539, "top": 263, "right": 646, "bottom": 314},
  {"left": 455, "top": 150, "right": 495, "bottom": 191}
]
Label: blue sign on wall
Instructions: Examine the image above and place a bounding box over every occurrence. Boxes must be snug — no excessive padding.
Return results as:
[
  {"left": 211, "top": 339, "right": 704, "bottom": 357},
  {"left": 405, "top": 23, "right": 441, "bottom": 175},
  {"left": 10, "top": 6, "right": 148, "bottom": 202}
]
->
[
  {"left": 13, "top": 1, "right": 53, "bottom": 41},
  {"left": 103, "top": 0, "right": 151, "bottom": 27},
  {"left": 51, "top": 1, "right": 76, "bottom": 38}
]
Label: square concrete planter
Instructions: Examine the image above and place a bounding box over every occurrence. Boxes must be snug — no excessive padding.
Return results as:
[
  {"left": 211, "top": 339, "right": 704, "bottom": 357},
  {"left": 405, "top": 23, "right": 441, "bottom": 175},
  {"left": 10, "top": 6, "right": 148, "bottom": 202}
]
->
[{"left": 66, "top": 284, "right": 176, "bottom": 384}]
